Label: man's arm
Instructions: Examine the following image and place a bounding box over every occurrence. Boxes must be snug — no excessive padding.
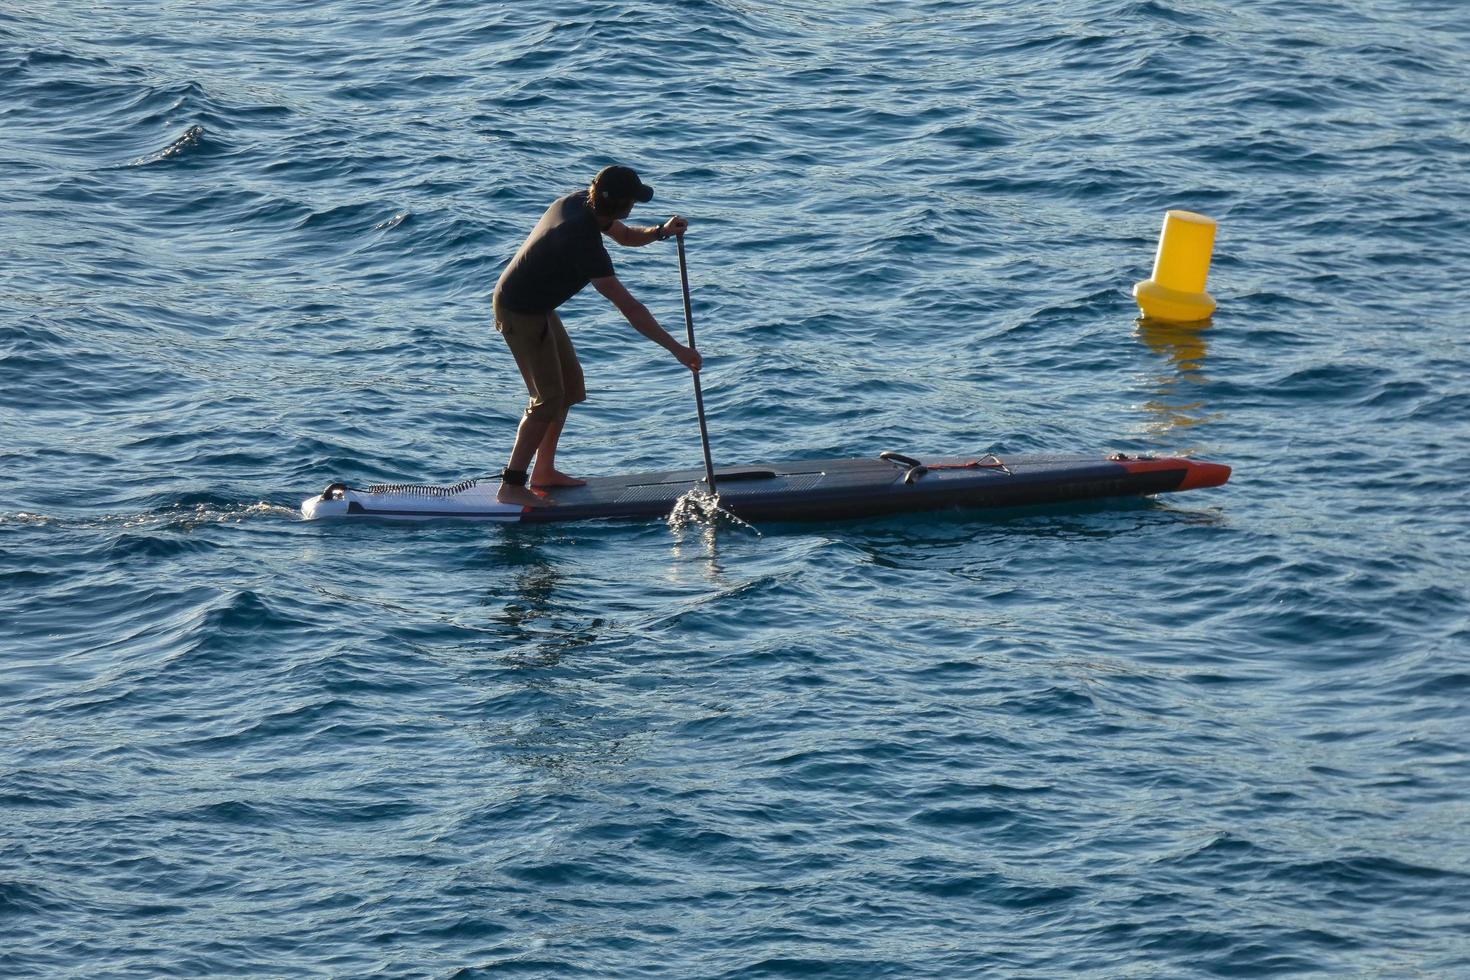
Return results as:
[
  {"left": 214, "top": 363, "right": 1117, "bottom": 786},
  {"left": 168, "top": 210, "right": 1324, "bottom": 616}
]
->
[
  {"left": 592, "top": 275, "right": 701, "bottom": 372},
  {"left": 603, "top": 215, "right": 689, "bottom": 248}
]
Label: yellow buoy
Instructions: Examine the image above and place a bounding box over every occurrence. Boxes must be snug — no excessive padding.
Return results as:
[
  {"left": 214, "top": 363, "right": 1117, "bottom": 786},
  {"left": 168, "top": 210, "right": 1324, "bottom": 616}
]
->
[{"left": 1133, "top": 210, "right": 1217, "bottom": 322}]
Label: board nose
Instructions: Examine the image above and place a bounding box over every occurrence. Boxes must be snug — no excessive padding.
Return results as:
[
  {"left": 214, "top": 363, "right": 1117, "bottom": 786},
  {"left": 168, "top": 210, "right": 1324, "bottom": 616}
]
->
[{"left": 1178, "top": 460, "right": 1231, "bottom": 490}]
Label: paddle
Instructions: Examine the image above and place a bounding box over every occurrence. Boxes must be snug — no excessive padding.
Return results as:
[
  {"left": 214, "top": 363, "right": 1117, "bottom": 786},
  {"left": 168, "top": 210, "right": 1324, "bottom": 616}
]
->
[{"left": 675, "top": 231, "right": 718, "bottom": 496}]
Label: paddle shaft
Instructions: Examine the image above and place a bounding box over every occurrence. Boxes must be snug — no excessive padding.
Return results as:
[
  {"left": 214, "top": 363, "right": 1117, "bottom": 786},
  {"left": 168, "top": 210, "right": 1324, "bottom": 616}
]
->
[{"left": 675, "top": 232, "right": 718, "bottom": 494}]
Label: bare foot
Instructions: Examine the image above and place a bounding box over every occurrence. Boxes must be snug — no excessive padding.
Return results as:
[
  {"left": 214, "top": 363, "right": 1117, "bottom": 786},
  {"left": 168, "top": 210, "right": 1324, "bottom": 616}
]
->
[
  {"left": 530, "top": 468, "right": 587, "bottom": 488},
  {"left": 497, "top": 484, "right": 555, "bottom": 508}
]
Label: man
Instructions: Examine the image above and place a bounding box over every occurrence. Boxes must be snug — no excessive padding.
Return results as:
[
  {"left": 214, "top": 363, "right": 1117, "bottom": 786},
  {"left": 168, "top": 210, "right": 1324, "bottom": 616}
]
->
[{"left": 492, "top": 165, "right": 701, "bottom": 508}]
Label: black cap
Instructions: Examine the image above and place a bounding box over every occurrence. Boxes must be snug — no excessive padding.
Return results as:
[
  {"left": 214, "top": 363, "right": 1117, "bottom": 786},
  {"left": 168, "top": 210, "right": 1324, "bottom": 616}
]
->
[{"left": 592, "top": 165, "right": 654, "bottom": 204}]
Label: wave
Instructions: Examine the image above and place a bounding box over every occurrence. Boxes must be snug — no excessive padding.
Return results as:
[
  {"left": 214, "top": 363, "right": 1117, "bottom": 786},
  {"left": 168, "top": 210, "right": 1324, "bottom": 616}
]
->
[{"left": 129, "top": 123, "right": 206, "bottom": 166}]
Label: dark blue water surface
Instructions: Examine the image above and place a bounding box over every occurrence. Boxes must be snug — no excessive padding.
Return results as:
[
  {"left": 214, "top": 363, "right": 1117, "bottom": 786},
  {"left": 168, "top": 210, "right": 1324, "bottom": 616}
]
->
[{"left": 4, "top": 1, "right": 1469, "bottom": 975}]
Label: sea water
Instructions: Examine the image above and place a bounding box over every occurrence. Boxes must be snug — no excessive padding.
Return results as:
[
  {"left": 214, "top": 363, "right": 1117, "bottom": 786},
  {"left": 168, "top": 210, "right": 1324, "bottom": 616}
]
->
[{"left": 3, "top": 1, "right": 1469, "bottom": 975}]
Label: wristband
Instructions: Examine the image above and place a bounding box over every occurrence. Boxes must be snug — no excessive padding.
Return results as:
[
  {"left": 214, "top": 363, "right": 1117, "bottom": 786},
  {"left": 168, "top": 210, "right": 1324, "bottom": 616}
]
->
[{"left": 655, "top": 224, "right": 667, "bottom": 241}]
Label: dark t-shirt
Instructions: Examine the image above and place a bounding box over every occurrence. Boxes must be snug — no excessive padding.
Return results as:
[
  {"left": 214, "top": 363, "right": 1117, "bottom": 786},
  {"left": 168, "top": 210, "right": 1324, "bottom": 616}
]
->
[{"left": 494, "top": 192, "right": 615, "bottom": 314}]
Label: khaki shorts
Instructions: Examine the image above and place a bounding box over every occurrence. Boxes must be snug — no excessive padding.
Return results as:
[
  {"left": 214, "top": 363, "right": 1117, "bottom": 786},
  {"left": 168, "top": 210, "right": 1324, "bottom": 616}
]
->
[{"left": 494, "top": 300, "right": 587, "bottom": 422}]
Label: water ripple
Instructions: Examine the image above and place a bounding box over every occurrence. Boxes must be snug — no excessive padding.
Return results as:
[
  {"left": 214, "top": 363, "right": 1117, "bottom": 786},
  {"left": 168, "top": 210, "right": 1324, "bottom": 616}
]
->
[{"left": 2, "top": 0, "right": 1469, "bottom": 975}]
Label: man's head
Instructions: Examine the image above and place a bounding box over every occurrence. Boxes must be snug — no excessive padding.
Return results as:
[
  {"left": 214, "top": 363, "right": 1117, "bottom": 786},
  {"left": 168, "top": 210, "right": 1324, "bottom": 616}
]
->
[{"left": 589, "top": 165, "right": 654, "bottom": 219}]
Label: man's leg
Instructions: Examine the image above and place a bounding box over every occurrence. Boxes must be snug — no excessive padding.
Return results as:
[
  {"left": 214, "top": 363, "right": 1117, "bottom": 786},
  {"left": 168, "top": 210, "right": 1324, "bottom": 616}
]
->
[
  {"left": 530, "top": 406, "right": 586, "bottom": 487},
  {"left": 529, "top": 311, "right": 587, "bottom": 489},
  {"left": 495, "top": 305, "right": 567, "bottom": 508},
  {"left": 497, "top": 410, "right": 555, "bottom": 507}
]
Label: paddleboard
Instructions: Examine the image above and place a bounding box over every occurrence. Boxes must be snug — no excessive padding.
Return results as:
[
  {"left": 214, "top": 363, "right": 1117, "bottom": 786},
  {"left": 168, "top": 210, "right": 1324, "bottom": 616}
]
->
[{"left": 300, "top": 450, "right": 1229, "bottom": 523}]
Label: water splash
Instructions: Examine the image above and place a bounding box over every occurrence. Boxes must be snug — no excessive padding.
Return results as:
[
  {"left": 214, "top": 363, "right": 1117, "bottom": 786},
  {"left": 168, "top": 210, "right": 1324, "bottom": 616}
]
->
[{"left": 667, "top": 488, "right": 761, "bottom": 537}]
